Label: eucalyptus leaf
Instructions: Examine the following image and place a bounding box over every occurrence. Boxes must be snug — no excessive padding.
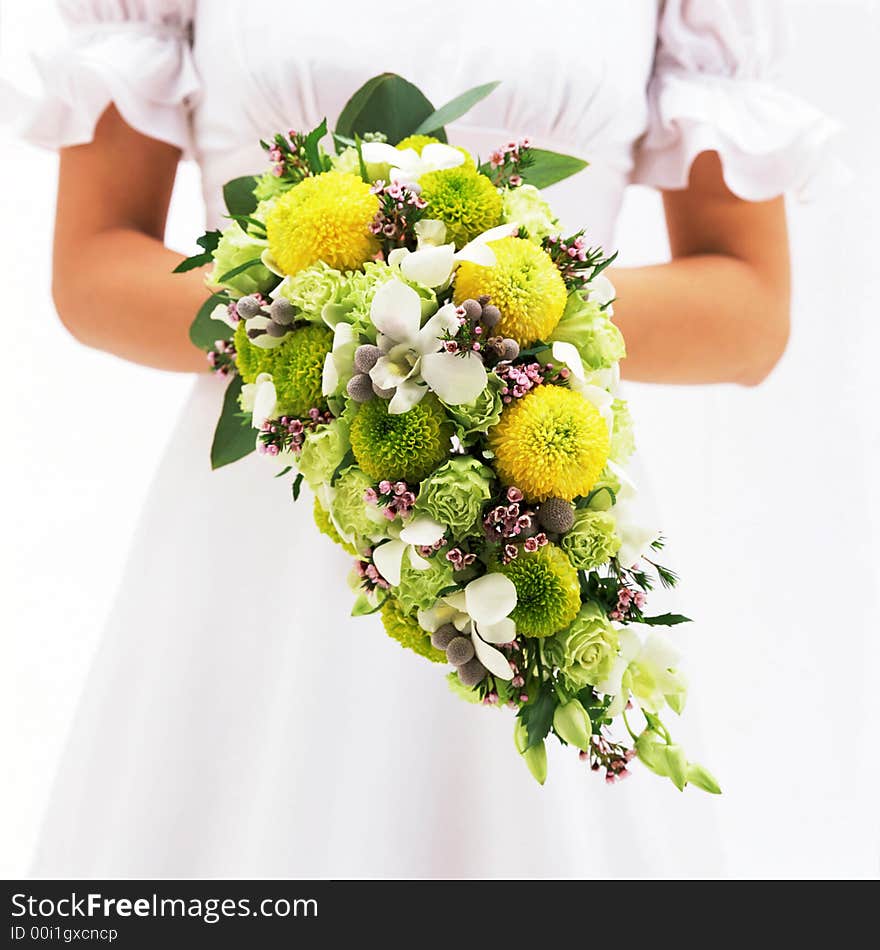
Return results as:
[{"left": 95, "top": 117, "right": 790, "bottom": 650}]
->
[
  {"left": 189, "top": 293, "right": 230, "bottom": 351},
  {"left": 638, "top": 613, "right": 692, "bottom": 627},
  {"left": 412, "top": 80, "right": 500, "bottom": 135},
  {"left": 336, "top": 73, "right": 447, "bottom": 145},
  {"left": 520, "top": 149, "right": 588, "bottom": 189},
  {"left": 210, "top": 377, "right": 255, "bottom": 470},
  {"left": 223, "top": 175, "right": 259, "bottom": 217}
]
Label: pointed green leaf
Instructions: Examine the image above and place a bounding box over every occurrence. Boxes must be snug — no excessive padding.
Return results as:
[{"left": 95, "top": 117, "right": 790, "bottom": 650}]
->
[
  {"left": 303, "top": 118, "right": 329, "bottom": 173},
  {"left": 173, "top": 230, "right": 222, "bottom": 273},
  {"left": 189, "top": 293, "right": 230, "bottom": 351},
  {"left": 519, "top": 148, "right": 588, "bottom": 189},
  {"left": 223, "top": 176, "right": 258, "bottom": 217},
  {"left": 292, "top": 473, "right": 304, "bottom": 501},
  {"left": 639, "top": 613, "right": 692, "bottom": 627},
  {"left": 215, "top": 257, "right": 265, "bottom": 284},
  {"left": 686, "top": 763, "right": 722, "bottom": 795},
  {"left": 412, "top": 81, "right": 501, "bottom": 135},
  {"left": 210, "top": 377, "right": 255, "bottom": 470},
  {"left": 335, "top": 73, "right": 447, "bottom": 145}
]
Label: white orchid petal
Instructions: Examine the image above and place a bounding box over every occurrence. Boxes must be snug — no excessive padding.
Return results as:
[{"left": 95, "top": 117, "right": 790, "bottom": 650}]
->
[
  {"left": 400, "top": 243, "right": 456, "bottom": 287},
  {"left": 472, "top": 634, "right": 514, "bottom": 680},
  {"left": 260, "top": 247, "right": 285, "bottom": 276},
  {"left": 465, "top": 573, "right": 517, "bottom": 627},
  {"left": 400, "top": 515, "right": 446, "bottom": 547},
  {"left": 408, "top": 547, "right": 432, "bottom": 570},
  {"left": 420, "top": 142, "right": 466, "bottom": 170},
  {"left": 388, "top": 378, "right": 426, "bottom": 414},
  {"left": 369, "top": 355, "right": 410, "bottom": 390},
  {"left": 372, "top": 539, "right": 407, "bottom": 587},
  {"left": 551, "top": 340, "right": 585, "bottom": 380},
  {"left": 478, "top": 616, "right": 516, "bottom": 645},
  {"left": 332, "top": 321, "right": 356, "bottom": 350},
  {"left": 251, "top": 376, "right": 277, "bottom": 430},
  {"left": 387, "top": 247, "right": 409, "bottom": 269},
  {"left": 417, "top": 603, "right": 459, "bottom": 633},
  {"left": 454, "top": 242, "right": 496, "bottom": 267},
  {"left": 587, "top": 274, "right": 616, "bottom": 307},
  {"left": 420, "top": 351, "right": 488, "bottom": 405},
  {"left": 417, "top": 303, "right": 462, "bottom": 352},
  {"left": 359, "top": 142, "right": 409, "bottom": 167},
  {"left": 369, "top": 279, "right": 422, "bottom": 342},
  {"left": 210, "top": 303, "right": 237, "bottom": 329},
  {"left": 444, "top": 591, "right": 468, "bottom": 613},
  {"left": 414, "top": 218, "right": 447, "bottom": 247}
]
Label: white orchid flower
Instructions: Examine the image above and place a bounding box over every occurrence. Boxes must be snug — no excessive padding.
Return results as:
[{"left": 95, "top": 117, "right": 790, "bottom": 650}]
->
[
  {"left": 368, "top": 279, "right": 487, "bottom": 413},
  {"left": 606, "top": 461, "right": 662, "bottom": 568},
  {"left": 550, "top": 340, "right": 615, "bottom": 434},
  {"left": 210, "top": 301, "right": 237, "bottom": 330},
  {"left": 417, "top": 573, "right": 517, "bottom": 680},
  {"left": 600, "top": 628, "right": 687, "bottom": 717},
  {"left": 586, "top": 273, "right": 616, "bottom": 313},
  {"left": 372, "top": 515, "right": 447, "bottom": 587},
  {"left": 389, "top": 222, "right": 516, "bottom": 289},
  {"left": 321, "top": 321, "right": 358, "bottom": 396},
  {"left": 360, "top": 141, "right": 465, "bottom": 185},
  {"left": 239, "top": 372, "right": 277, "bottom": 429}
]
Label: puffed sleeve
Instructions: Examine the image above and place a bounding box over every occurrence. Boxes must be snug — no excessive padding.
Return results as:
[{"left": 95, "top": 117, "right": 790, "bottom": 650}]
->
[
  {"left": 21, "top": 0, "right": 200, "bottom": 157},
  {"left": 632, "top": 0, "right": 843, "bottom": 200}
]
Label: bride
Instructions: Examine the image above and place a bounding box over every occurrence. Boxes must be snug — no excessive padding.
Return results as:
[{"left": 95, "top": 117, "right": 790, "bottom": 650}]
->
[{"left": 24, "top": 0, "right": 834, "bottom": 878}]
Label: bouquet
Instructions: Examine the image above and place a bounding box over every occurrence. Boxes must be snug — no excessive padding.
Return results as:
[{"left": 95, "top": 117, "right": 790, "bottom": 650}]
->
[{"left": 178, "top": 75, "right": 719, "bottom": 793}]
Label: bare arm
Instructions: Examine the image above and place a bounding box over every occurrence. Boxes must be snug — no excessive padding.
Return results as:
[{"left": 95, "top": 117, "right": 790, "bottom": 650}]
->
[
  {"left": 610, "top": 151, "right": 791, "bottom": 386},
  {"left": 52, "top": 106, "right": 207, "bottom": 372}
]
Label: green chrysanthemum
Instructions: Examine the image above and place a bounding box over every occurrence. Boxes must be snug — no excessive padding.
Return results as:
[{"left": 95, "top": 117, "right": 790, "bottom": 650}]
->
[
  {"left": 454, "top": 237, "right": 567, "bottom": 345},
  {"left": 497, "top": 543, "right": 581, "bottom": 638},
  {"left": 381, "top": 596, "right": 447, "bottom": 663},
  {"left": 312, "top": 497, "right": 357, "bottom": 555},
  {"left": 349, "top": 395, "right": 453, "bottom": 483},
  {"left": 395, "top": 134, "right": 440, "bottom": 153},
  {"left": 419, "top": 166, "right": 502, "bottom": 248},
  {"left": 234, "top": 322, "right": 332, "bottom": 417}
]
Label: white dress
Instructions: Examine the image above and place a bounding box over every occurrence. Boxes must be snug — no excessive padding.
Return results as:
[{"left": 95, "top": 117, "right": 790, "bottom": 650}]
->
[{"left": 22, "top": 0, "right": 838, "bottom": 878}]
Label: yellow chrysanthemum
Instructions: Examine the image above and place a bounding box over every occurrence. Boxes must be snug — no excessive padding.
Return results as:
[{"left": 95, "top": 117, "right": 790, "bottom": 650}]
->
[
  {"left": 266, "top": 171, "right": 380, "bottom": 276},
  {"left": 488, "top": 385, "right": 610, "bottom": 502},
  {"left": 395, "top": 134, "right": 440, "bottom": 153},
  {"left": 419, "top": 165, "right": 502, "bottom": 248},
  {"left": 454, "top": 236, "right": 567, "bottom": 346}
]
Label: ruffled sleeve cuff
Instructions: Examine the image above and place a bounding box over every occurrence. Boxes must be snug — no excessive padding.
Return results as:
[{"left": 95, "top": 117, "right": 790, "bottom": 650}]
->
[
  {"left": 632, "top": 66, "right": 847, "bottom": 201},
  {"left": 20, "top": 16, "right": 200, "bottom": 158}
]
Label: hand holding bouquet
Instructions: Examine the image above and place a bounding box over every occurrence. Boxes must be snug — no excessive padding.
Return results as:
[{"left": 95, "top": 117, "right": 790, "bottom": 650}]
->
[{"left": 179, "top": 75, "right": 718, "bottom": 793}]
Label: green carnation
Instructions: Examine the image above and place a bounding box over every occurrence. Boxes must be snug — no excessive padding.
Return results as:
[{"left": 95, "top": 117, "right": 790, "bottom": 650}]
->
[
  {"left": 330, "top": 466, "right": 387, "bottom": 548},
  {"left": 396, "top": 554, "right": 455, "bottom": 614},
  {"left": 253, "top": 171, "right": 291, "bottom": 202},
  {"left": 446, "top": 671, "right": 482, "bottom": 704},
  {"left": 610, "top": 398, "right": 635, "bottom": 464},
  {"left": 277, "top": 262, "right": 345, "bottom": 322},
  {"left": 560, "top": 509, "right": 621, "bottom": 570},
  {"left": 313, "top": 497, "right": 357, "bottom": 555},
  {"left": 415, "top": 456, "right": 493, "bottom": 540},
  {"left": 206, "top": 225, "right": 274, "bottom": 297},
  {"left": 235, "top": 322, "right": 332, "bottom": 418},
  {"left": 419, "top": 166, "right": 503, "bottom": 248},
  {"left": 350, "top": 395, "right": 452, "bottom": 483},
  {"left": 297, "top": 417, "right": 350, "bottom": 489},
  {"left": 550, "top": 292, "right": 625, "bottom": 370},
  {"left": 498, "top": 543, "right": 581, "bottom": 638},
  {"left": 501, "top": 184, "right": 560, "bottom": 241},
  {"left": 441, "top": 371, "right": 504, "bottom": 444},
  {"left": 545, "top": 603, "right": 619, "bottom": 691},
  {"left": 381, "top": 596, "right": 446, "bottom": 663}
]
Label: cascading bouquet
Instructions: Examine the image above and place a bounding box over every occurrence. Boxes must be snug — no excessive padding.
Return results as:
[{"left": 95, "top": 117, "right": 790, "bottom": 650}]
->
[{"left": 178, "top": 75, "right": 719, "bottom": 793}]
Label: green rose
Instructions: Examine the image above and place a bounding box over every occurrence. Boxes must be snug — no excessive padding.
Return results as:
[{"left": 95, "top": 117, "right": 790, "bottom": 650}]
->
[
  {"left": 610, "top": 398, "right": 635, "bottom": 464},
  {"left": 206, "top": 225, "right": 274, "bottom": 297},
  {"left": 297, "top": 418, "right": 350, "bottom": 490},
  {"left": 587, "top": 467, "right": 621, "bottom": 510},
  {"left": 253, "top": 171, "right": 290, "bottom": 202},
  {"left": 501, "top": 184, "right": 560, "bottom": 241},
  {"left": 396, "top": 555, "right": 455, "bottom": 614},
  {"left": 278, "top": 262, "right": 346, "bottom": 323},
  {"left": 545, "top": 603, "right": 619, "bottom": 691},
  {"left": 560, "top": 509, "right": 621, "bottom": 570},
  {"left": 415, "top": 456, "right": 494, "bottom": 540},
  {"left": 441, "top": 372, "right": 504, "bottom": 444},
  {"left": 330, "top": 466, "right": 388, "bottom": 548},
  {"left": 550, "top": 291, "right": 625, "bottom": 370}
]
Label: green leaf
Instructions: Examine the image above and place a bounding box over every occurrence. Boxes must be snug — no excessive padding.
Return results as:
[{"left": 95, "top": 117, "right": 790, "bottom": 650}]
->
[
  {"left": 223, "top": 213, "right": 267, "bottom": 236},
  {"left": 686, "top": 763, "right": 722, "bottom": 795},
  {"left": 336, "top": 73, "right": 447, "bottom": 145},
  {"left": 210, "top": 377, "right": 255, "bottom": 470},
  {"left": 216, "top": 257, "right": 265, "bottom": 284},
  {"left": 189, "top": 293, "right": 230, "bottom": 351},
  {"left": 303, "top": 118, "right": 329, "bottom": 173},
  {"left": 292, "top": 473, "right": 304, "bottom": 501},
  {"left": 519, "top": 148, "right": 588, "bottom": 189},
  {"left": 638, "top": 613, "right": 692, "bottom": 627},
  {"left": 274, "top": 465, "right": 293, "bottom": 479},
  {"left": 223, "top": 176, "right": 258, "bottom": 217},
  {"left": 519, "top": 686, "right": 556, "bottom": 750},
  {"left": 411, "top": 80, "right": 500, "bottom": 135},
  {"left": 173, "top": 230, "right": 222, "bottom": 273},
  {"left": 351, "top": 592, "right": 385, "bottom": 616}
]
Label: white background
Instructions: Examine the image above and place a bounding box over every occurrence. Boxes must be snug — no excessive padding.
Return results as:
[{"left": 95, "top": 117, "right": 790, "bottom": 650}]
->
[{"left": 1, "top": 0, "right": 878, "bottom": 878}]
